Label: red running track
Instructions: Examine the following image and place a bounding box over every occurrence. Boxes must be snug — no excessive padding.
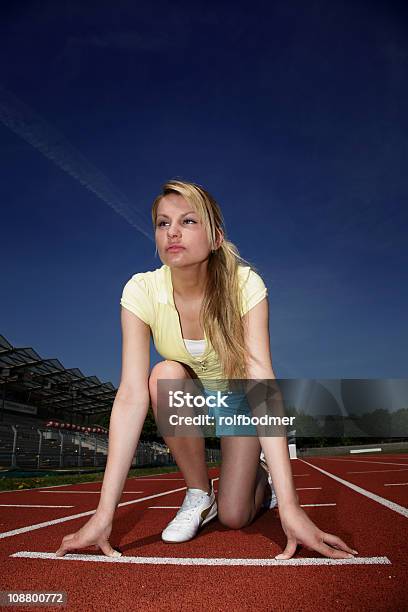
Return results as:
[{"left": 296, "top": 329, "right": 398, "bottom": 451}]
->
[{"left": 0, "top": 455, "right": 407, "bottom": 611}]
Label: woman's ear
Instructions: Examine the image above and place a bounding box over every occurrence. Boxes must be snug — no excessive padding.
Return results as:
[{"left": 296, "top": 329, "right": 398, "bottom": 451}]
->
[{"left": 215, "top": 228, "right": 224, "bottom": 249}]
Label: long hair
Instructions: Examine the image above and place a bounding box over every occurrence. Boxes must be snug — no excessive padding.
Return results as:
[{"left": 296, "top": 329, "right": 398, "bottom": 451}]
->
[{"left": 152, "top": 179, "right": 262, "bottom": 380}]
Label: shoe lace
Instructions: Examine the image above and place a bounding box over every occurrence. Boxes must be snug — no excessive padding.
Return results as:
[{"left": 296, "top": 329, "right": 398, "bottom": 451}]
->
[{"left": 172, "top": 490, "right": 208, "bottom": 524}]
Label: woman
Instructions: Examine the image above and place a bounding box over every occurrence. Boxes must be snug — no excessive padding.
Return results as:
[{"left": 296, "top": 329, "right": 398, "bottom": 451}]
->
[{"left": 55, "top": 180, "right": 357, "bottom": 560}]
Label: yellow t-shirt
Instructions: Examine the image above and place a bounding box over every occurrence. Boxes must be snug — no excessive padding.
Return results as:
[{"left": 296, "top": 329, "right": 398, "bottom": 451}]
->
[{"left": 120, "top": 263, "right": 268, "bottom": 384}]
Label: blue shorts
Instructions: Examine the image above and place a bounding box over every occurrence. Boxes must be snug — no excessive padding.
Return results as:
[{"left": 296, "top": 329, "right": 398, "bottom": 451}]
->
[{"left": 203, "top": 387, "right": 258, "bottom": 437}]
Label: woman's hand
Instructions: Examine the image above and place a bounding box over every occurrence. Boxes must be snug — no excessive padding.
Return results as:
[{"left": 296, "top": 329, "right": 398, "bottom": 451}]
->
[
  {"left": 55, "top": 512, "right": 122, "bottom": 558},
  {"left": 276, "top": 503, "right": 358, "bottom": 560}
]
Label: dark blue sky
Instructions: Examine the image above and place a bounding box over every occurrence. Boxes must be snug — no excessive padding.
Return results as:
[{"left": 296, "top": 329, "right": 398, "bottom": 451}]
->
[{"left": 1, "top": 0, "right": 407, "bottom": 387}]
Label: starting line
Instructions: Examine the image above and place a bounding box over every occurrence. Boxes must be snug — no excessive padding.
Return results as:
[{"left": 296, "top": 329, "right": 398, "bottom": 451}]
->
[{"left": 11, "top": 551, "right": 391, "bottom": 566}]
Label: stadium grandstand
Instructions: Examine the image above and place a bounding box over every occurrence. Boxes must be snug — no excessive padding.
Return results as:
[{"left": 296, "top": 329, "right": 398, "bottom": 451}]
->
[{"left": 0, "top": 334, "right": 221, "bottom": 474}]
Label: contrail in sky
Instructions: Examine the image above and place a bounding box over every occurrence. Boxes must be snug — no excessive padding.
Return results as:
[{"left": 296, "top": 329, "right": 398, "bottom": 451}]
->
[{"left": 0, "top": 85, "right": 154, "bottom": 242}]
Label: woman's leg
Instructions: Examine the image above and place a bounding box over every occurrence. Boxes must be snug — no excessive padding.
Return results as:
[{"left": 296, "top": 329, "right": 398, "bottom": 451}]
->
[
  {"left": 217, "top": 435, "right": 269, "bottom": 529},
  {"left": 149, "top": 359, "right": 210, "bottom": 494}
]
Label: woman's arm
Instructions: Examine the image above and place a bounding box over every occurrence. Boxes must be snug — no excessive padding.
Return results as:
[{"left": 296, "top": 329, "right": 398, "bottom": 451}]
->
[
  {"left": 242, "top": 298, "right": 358, "bottom": 560},
  {"left": 55, "top": 307, "right": 151, "bottom": 557},
  {"left": 96, "top": 306, "right": 152, "bottom": 520}
]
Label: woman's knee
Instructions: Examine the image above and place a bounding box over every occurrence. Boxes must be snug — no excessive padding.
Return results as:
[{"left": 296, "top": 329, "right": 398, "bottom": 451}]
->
[
  {"left": 148, "top": 360, "right": 190, "bottom": 400},
  {"left": 217, "top": 504, "right": 251, "bottom": 530}
]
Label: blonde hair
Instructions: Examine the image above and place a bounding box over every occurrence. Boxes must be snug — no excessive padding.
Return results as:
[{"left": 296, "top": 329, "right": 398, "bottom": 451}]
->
[{"left": 152, "top": 179, "right": 263, "bottom": 380}]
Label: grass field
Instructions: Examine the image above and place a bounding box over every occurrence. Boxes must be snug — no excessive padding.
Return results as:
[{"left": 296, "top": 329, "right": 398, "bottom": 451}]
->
[{"left": 0, "top": 462, "right": 222, "bottom": 491}]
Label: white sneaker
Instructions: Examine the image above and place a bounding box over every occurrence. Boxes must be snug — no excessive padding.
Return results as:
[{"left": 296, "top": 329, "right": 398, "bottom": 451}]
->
[
  {"left": 260, "top": 451, "right": 278, "bottom": 509},
  {"left": 161, "top": 480, "right": 217, "bottom": 543}
]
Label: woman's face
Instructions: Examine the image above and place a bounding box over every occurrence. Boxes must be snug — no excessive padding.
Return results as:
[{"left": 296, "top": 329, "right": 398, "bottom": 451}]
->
[{"left": 155, "top": 193, "right": 213, "bottom": 268}]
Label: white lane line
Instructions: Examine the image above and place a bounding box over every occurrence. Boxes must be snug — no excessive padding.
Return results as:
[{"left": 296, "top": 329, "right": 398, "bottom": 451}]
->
[
  {"left": 0, "top": 485, "right": 189, "bottom": 540},
  {"left": 11, "top": 551, "right": 391, "bottom": 566},
  {"left": 300, "top": 460, "right": 408, "bottom": 518},
  {"left": 0, "top": 505, "right": 74, "bottom": 508},
  {"left": 0, "top": 476, "right": 221, "bottom": 541},
  {"left": 296, "top": 487, "right": 322, "bottom": 491},
  {"left": 148, "top": 503, "right": 336, "bottom": 509},
  {"left": 300, "top": 503, "right": 336, "bottom": 507},
  {"left": 39, "top": 491, "right": 143, "bottom": 494},
  {"left": 348, "top": 469, "right": 408, "bottom": 474},
  {"left": 384, "top": 483, "right": 408, "bottom": 487},
  {"left": 320, "top": 458, "right": 408, "bottom": 466}
]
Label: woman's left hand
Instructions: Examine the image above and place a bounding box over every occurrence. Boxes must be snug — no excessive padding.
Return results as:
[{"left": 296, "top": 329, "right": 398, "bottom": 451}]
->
[{"left": 276, "top": 503, "right": 358, "bottom": 560}]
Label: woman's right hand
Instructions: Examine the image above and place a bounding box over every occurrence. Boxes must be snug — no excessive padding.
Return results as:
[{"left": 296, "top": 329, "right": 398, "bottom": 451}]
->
[{"left": 55, "top": 512, "right": 121, "bottom": 558}]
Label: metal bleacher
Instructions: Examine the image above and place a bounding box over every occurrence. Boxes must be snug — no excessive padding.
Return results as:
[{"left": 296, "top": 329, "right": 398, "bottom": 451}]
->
[
  {"left": 0, "top": 333, "right": 221, "bottom": 472},
  {"left": 0, "top": 412, "right": 185, "bottom": 470}
]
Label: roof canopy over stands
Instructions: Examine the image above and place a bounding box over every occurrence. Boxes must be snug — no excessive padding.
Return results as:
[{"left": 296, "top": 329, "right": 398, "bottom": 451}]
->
[{"left": 0, "top": 334, "right": 117, "bottom": 417}]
